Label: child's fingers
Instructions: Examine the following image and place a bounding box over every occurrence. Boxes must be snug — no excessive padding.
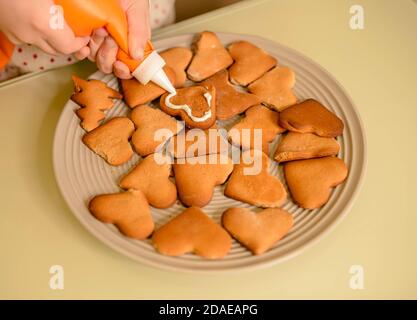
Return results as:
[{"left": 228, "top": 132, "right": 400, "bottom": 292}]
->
[
  {"left": 45, "top": 22, "right": 90, "bottom": 55},
  {"left": 88, "top": 28, "right": 108, "bottom": 62},
  {"left": 75, "top": 47, "right": 91, "bottom": 61},
  {"left": 37, "top": 39, "right": 58, "bottom": 55},
  {"left": 121, "top": 0, "right": 151, "bottom": 60},
  {"left": 114, "top": 61, "right": 132, "bottom": 79},
  {"left": 96, "top": 36, "right": 118, "bottom": 74}
]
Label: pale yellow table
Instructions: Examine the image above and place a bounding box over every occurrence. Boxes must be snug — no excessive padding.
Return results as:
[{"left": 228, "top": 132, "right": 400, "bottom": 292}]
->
[{"left": 1, "top": 0, "right": 416, "bottom": 299}]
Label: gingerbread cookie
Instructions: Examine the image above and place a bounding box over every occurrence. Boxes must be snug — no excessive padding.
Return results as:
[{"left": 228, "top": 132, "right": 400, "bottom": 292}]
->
[
  {"left": 119, "top": 154, "right": 177, "bottom": 209},
  {"left": 120, "top": 67, "right": 177, "bottom": 108},
  {"left": 222, "top": 207, "right": 293, "bottom": 255},
  {"left": 187, "top": 31, "right": 233, "bottom": 81},
  {"left": 71, "top": 75, "right": 122, "bottom": 131},
  {"left": 89, "top": 189, "right": 154, "bottom": 239},
  {"left": 160, "top": 85, "right": 216, "bottom": 129},
  {"left": 152, "top": 207, "right": 232, "bottom": 259},
  {"left": 279, "top": 99, "right": 344, "bottom": 138},
  {"left": 284, "top": 156, "right": 348, "bottom": 209},
  {"left": 160, "top": 47, "right": 193, "bottom": 87},
  {"left": 228, "top": 41, "right": 277, "bottom": 86},
  {"left": 275, "top": 132, "right": 340, "bottom": 163},
  {"left": 130, "top": 105, "right": 183, "bottom": 157},
  {"left": 82, "top": 117, "right": 134, "bottom": 166},
  {"left": 201, "top": 70, "right": 260, "bottom": 120},
  {"left": 173, "top": 154, "right": 233, "bottom": 207},
  {"left": 228, "top": 105, "right": 286, "bottom": 154},
  {"left": 168, "top": 126, "right": 229, "bottom": 158},
  {"left": 248, "top": 66, "right": 297, "bottom": 111},
  {"left": 225, "top": 150, "right": 287, "bottom": 207}
]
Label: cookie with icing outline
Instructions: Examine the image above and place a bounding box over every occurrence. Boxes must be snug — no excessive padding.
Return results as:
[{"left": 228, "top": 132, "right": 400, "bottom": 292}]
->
[{"left": 160, "top": 85, "right": 216, "bottom": 130}]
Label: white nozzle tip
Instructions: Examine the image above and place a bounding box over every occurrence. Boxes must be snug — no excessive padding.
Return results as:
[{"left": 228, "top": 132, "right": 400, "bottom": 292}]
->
[{"left": 152, "top": 69, "right": 176, "bottom": 94}]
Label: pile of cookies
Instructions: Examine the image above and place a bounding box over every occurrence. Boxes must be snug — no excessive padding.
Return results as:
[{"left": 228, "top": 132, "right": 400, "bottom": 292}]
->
[{"left": 70, "top": 31, "right": 348, "bottom": 260}]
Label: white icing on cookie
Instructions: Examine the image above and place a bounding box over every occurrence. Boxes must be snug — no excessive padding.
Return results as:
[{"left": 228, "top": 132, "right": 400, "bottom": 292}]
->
[{"left": 165, "top": 92, "right": 212, "bottom": 122}]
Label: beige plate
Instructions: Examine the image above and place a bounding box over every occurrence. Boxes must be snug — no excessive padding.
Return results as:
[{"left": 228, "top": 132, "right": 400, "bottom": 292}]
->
[{"left": 53, "top": 33, "right": 367, "bottom": 273}]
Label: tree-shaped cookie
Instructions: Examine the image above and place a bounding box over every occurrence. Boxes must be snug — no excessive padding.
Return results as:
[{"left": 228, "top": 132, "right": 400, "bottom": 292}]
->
[{"left": 71, "top": 75, "right": 122, "bottom": 131}]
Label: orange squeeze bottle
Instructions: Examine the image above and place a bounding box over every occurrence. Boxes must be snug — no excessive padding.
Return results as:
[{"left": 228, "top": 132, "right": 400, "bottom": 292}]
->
[{"left": 54, "top": 0, "right": 175, "bottom": 93}]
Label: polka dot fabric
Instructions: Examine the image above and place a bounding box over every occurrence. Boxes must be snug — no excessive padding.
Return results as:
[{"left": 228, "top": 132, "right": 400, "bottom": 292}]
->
[{"left": 0, "top": 0, "right": 176, "bottom": 81}]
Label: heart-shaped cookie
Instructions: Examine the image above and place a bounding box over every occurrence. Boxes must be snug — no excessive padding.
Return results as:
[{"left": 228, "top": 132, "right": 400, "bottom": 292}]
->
[
  {"left": 120, "top": 67, "right": 177, "bottom": 108},
  {"left": 71, "top": 76, "right": 122, "bottom": 131},
  {"left": 248, "top": 66, "right": 297, "bottom": 111},
  {"left": 152, "top": 207, "right": 232, "bottom": 259},
  {"left": 160, "top": 47, "right": 193, "bottom": 87},
  {"left": 82, "top": 117, "right": 135, "bottom": 166},
  {"left": 201, "top": 70, "right": 260, "bottom": 120},
  {"left": 279, "top": 99, "right": 344, "bottom": 138},
  {"left": 187, "top": 31, "right": 233, "bottom": 81},
  {"left": 228, "top": 41, "right": 277, "bottom": 86},
  {"left": 168, "top": 125, "right": 229, "bottom": 159},
  {"left": 160, "top": 85, "right": 216, "bottom": 129},
  {"left": 119, "top": 154, "right": 177, "bottom": 209},
  {"left": 222, "top": 207, "right": 293, "bottom": 255},
  {"left": 131, "top": 105, "right": 184, "bottom": 157},
  {"left": 228, "top": 104, "right": 286, "bottom": 154},
  {"left": 284, "top": 156, "right": 348, "bottom": 209},
  {"left": 173, "top": 154, "right": 234, "bottom": 207},
  {"left": 224, "top": 150, "right": 287, "bottom": 207},
  {"left": 274, "top": 132, "right": 340, "bottom": 163},
  {"left": 89, "top": 190, "right": 154, "bottom": 239}
]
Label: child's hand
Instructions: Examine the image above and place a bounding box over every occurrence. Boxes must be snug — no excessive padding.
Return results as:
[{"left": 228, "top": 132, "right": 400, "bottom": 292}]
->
[
  {"left": 0, "top": 0, "right": 89, "bottom": 55},
  {"left": 76, "top": 0, "right": 151, "bottom": 79}
]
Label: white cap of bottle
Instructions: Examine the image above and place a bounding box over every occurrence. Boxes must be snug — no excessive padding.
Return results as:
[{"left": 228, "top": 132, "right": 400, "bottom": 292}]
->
[{"left": 131, "top": 51, "right": 176, "bottom": 94}]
